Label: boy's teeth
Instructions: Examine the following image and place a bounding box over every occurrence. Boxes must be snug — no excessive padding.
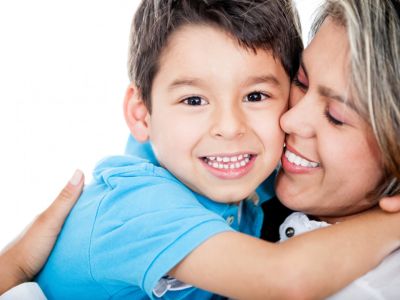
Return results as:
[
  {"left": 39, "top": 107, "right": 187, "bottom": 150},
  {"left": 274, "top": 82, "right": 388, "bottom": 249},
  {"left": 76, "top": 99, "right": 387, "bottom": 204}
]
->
[
  {"left": 204, "top": 154, "right": 253, "bottom": 170},
  {"left": 285, "top": 149, "right": 319, "bottom": 168}
]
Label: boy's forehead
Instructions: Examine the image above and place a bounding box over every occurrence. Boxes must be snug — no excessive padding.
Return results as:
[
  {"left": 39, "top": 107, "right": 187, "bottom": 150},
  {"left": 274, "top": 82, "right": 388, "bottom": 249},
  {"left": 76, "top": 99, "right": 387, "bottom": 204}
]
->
[
  {"left": 149, "top": 24, "right": 290, "bottom": 104},
  {"left": 158, "top": 24, "right": 234, "bottom": 60},
  {"left": 157, "top": 24, "right": 287, "bottom": 81}
]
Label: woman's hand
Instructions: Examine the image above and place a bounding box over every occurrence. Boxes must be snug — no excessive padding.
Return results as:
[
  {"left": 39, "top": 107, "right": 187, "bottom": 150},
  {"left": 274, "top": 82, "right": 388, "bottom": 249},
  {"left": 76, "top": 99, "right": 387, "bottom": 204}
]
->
[
  {"left": 380, "top": 195, "right": 400, "bottom": 213},
  {"left": 0, "top": 170, "right": 84, "bottom": 295}
]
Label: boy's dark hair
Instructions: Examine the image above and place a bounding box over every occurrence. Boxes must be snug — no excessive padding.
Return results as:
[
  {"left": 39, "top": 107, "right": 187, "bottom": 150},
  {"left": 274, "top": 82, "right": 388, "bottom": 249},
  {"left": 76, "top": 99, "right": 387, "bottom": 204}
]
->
[{"left": 128, "top": 0, "right": 303, "bottom": 111}]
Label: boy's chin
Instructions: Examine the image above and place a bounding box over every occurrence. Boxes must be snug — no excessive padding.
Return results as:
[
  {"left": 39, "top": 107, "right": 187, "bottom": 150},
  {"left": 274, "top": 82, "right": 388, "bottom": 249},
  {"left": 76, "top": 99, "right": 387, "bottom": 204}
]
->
[
  {"left": 185, "top": 180, "right": 256, "bottom": 204},
  {"left": 203, "top": 189, "right": 253, "bottom": 205}
]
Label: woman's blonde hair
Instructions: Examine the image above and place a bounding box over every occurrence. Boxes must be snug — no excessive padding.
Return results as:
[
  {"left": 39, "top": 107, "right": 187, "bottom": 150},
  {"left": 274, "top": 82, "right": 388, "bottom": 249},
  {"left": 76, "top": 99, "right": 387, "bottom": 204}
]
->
[{"left": 312, "top": 0, "right": 400, "bottom": 198}]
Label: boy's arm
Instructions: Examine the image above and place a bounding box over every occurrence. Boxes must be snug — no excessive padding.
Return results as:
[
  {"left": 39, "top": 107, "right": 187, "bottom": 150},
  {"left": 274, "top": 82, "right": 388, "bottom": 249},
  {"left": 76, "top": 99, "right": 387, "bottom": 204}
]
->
[
  {"left": 170, "top": 208, "right": 400, "bottom": 300},
  {"left": 0, "top": 170, "right": 84, "bottom": 295}
]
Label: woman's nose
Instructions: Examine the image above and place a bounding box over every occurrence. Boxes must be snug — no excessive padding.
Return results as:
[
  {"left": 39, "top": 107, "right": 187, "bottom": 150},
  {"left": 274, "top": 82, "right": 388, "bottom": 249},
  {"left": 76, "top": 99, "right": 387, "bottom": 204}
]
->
[{"left": 280, "top": 93, "right": 315, "bottom": 138}]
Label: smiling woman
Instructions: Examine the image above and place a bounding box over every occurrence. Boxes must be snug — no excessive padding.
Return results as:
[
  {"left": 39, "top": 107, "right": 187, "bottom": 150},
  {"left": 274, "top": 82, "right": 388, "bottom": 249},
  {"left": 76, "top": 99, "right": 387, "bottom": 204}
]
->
[
  {"left": 277, "top": 18, "right": 384, "bottom": 218},
  {"left": 271, "top": 0, "right": 400, "bottom": 297}
]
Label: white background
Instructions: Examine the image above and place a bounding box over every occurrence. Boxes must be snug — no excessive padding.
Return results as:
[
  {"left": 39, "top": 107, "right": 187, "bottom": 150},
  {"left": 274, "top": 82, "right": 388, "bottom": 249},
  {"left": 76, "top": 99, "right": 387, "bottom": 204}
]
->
[{"left": 0, "top": 0, "right": 323, "bottom": 249}]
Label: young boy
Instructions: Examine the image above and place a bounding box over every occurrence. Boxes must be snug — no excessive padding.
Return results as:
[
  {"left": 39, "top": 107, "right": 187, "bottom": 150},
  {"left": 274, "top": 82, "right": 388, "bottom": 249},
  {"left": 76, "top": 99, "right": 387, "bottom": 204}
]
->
[{"left": 36, "top": 1, "right": 400, "bottom": 299}]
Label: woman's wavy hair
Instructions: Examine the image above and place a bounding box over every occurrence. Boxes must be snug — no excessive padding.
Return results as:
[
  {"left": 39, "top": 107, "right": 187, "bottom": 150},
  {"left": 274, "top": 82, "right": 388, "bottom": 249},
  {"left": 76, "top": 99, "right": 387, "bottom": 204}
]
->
[{"left": 312, "top": 0, "right": 400, "bottom": 198}]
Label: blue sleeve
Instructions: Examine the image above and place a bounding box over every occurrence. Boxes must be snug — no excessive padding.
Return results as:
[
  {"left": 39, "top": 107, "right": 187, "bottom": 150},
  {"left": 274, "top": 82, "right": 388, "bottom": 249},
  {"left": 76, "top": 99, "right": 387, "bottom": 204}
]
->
[{"left": 89, "top": 174, "right": 233, "bottom": 298}]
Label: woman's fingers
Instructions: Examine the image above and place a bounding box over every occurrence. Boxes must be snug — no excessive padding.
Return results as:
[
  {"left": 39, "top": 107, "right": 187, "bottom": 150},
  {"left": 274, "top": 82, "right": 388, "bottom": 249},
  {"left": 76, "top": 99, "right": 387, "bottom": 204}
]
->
[
  {"left": 379, "top": 195, "right": 400, "bottom": 213},
  {"left": 20, "top": 170, "right": 85, "bottom": 277},
  {"left": 37, "top": 170, "right": 84, "bottom": 233}
]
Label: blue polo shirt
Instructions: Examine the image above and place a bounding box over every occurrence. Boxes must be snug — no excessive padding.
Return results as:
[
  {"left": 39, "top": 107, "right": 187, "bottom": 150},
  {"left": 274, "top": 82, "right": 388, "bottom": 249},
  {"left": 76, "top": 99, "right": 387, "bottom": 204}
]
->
[{"left": 36, "top": 136, "right": 275, "bottom": 299}]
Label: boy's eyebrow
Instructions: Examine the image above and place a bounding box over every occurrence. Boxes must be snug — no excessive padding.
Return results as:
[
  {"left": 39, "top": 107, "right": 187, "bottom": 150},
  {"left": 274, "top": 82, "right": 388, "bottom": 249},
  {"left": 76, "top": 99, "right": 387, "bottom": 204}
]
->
[
  {"left": 167, "top": 75, "right": 281, "bottom": 90},
  {"left": 168, "top": 78, "right": 205, "bottom": 90},
  {"left": 244, "top": 75, "right": 281, "bottom": 87}
]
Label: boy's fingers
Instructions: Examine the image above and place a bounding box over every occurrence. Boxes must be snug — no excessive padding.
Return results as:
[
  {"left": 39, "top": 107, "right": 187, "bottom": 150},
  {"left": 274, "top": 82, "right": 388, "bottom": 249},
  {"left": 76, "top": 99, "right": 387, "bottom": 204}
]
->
[
  {"left": 379, "top": 195, "right": 400, "bottom": 213},
  {"left": 38, "top": 170, "right": 84, "bottom": 230}
]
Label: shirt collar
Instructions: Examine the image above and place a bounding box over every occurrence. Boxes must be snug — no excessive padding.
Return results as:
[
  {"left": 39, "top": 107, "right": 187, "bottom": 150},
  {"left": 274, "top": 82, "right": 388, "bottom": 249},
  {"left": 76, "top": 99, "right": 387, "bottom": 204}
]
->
[
  {"left": 279, "top": 212, "right": 330, "bottom": 242},
  {"left": 125, "top": 135, "right": 158, "bottom": 165}
]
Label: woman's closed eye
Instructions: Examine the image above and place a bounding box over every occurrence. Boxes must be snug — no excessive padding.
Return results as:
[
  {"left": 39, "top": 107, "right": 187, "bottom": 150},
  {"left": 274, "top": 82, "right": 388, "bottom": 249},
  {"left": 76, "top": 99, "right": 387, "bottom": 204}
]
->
[{"left": 324, "top": 107, "right": 345, "bottom": 126}]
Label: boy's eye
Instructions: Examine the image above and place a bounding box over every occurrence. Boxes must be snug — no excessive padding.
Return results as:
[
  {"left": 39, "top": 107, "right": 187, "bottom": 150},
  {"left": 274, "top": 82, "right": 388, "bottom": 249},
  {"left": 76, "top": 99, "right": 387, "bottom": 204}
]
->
[
  {"left": 182, "top": 96, "right": 208, "bottom": 106},
  {"left": 244, "top": 92, "right": 269, "bottom": 102}
]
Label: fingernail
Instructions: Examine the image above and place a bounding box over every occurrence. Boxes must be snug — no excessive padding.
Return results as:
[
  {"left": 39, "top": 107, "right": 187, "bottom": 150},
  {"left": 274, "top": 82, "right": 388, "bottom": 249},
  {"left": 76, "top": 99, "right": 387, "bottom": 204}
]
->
[{"left": 70, "top": 169, "right": 83, "bottom": 186}]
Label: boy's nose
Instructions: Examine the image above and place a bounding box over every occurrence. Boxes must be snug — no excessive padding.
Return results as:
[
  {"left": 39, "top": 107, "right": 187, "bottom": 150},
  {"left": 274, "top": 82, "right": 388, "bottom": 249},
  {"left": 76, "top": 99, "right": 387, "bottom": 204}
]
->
[
  {"left": 210, "top": 106, "right": 246, "bottom": 140},
  {"left": 280, "top": 94, "right": 315, "bottom": 138}
]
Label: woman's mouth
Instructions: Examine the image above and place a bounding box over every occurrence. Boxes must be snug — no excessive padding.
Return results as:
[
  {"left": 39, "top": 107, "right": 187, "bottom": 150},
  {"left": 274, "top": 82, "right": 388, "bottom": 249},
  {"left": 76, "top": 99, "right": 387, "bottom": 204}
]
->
[
  {"left": 284, "top": 149, "right": 319, "bottom": 168},
  {"left": 281, "top": 147, "right": 320, "bottom": 174}
]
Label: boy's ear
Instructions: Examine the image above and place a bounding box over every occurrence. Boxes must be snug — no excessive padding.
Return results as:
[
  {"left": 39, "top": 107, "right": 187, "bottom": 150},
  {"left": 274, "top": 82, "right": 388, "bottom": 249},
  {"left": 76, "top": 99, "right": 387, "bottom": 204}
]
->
[{"left": 123, "top": 84, "right": 151, "bottom": 142}]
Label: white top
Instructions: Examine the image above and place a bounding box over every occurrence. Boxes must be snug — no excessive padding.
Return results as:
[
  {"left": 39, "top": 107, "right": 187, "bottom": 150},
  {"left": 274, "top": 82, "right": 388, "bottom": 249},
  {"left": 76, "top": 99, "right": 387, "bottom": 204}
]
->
[
  {"left": 280, "top": 212, "right": 400, "bottom": 300},
  {"left": 0, "top": 282, "right": 46, "bottom": 300}
]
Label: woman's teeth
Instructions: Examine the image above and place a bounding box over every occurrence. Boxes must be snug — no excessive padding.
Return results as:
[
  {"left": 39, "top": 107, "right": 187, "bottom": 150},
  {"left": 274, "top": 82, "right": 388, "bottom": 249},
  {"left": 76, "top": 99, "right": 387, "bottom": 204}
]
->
[
  {"left": 285, "top": 149, "right": 319, "bottom": 168},
  {"left": 204, "top": 154, "right": 251, "bottom": 170}
]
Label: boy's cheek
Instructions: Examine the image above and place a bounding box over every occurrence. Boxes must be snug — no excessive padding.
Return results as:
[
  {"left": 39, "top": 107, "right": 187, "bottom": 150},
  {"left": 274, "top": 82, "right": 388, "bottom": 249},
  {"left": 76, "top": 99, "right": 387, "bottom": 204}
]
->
[{"left": 251, "top": 120, "right": 285, "bottom": 150}]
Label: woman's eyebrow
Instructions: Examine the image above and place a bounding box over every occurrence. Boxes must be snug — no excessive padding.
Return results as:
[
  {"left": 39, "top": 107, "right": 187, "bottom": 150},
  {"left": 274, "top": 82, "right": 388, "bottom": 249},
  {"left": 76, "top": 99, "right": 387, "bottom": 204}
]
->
[
  {"left": 301, "top": 55, "right": 359, "bottom": 112},
  {"left": 318, "top": 85, "right": 358, "bottom": 112}
]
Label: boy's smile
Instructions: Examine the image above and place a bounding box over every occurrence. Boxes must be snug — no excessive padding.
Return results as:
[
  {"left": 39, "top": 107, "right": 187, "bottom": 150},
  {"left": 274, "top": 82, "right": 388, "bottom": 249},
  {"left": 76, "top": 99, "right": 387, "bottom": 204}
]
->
[
  {"left": 130, "top": 24, "right": 290, "bottom": 203},
  {"left": 200, "top": 152, "right": 256, "bottom": 179}
]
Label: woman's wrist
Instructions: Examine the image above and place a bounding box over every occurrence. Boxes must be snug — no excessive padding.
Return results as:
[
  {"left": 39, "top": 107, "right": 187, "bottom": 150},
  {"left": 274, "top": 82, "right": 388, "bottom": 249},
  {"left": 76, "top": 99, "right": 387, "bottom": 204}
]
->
[{"left": 0, "top": 250, "right": 27, "bottom": 295}]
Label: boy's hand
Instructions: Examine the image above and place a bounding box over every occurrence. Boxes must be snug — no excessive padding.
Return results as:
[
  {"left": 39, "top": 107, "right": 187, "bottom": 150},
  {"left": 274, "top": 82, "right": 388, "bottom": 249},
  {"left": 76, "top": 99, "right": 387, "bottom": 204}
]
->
[
  {"left": 380, "top": 195, "right": 400, "bottom": 213},
  {"left": 0, "top": 170, "right": 84, "bottom": 295}
]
